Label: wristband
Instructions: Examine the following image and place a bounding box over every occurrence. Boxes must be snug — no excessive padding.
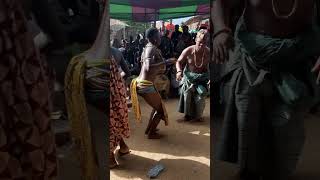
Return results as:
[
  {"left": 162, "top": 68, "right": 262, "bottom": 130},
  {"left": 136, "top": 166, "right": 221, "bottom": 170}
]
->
[
  {"left": 213, "top": 28, "right": 232, "bottom": 40},
  {"left": 176, "top": 71, "right": 182, "bottom": 74}
]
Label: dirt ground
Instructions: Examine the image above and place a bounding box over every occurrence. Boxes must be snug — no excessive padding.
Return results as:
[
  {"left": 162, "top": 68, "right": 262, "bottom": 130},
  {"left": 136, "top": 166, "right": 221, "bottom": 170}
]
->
[
  {"left": 110, "top": 98, "right": 211, "bottom": 180},
  {"left": 56, "top": 96, "right": 320, "bottom": 180}
]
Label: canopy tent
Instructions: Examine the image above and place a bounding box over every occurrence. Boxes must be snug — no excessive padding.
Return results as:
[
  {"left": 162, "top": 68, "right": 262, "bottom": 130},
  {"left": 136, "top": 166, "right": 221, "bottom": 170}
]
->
[{"left": 110, "top": 0, "right": 210, "bottom": 22}]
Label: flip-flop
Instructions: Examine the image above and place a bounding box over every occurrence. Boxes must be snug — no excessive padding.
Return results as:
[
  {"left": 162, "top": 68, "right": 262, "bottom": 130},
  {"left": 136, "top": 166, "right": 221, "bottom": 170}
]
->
[
  {"left": 118, "top": 149, "right": 131, "bottom": 157},
  {"left": 109, "top": 163, "right": 119, "bottom": 169}
]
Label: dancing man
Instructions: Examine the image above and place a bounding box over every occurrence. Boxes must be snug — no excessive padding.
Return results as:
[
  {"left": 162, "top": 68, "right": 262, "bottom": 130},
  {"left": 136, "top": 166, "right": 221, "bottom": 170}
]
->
[
  {"left": 131, "top": 28, "right": 176, "bottom": 139},
  {"left": 176, "top": 29, "right": 210, "bottom": 122},
  {"left": 213, "top": 0, "right": 320, "bottom": 179}
]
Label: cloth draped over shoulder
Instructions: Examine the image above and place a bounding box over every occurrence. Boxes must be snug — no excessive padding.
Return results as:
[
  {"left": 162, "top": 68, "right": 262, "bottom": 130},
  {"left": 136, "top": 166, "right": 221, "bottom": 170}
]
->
[
  {"left": 130, "top": 79, "right": 169, "bottom": 125},
  {"left": 216, "top": 16, "right": 320, "bottom": 168},
  {"left": 178, "top": 65, "right": 209, "bottom": 118},
  {"left": 65, "top": 54, "right": 109, "bottom": 180}
]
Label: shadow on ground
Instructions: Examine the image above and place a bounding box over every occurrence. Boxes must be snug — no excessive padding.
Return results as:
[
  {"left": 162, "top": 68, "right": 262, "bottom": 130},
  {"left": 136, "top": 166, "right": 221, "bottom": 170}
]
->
[
  {"left": 112, "top": 154, "right": 210, "bottom": 180},
  {"left": 126, "top": 98, "right": 211, "bottom": 159}
]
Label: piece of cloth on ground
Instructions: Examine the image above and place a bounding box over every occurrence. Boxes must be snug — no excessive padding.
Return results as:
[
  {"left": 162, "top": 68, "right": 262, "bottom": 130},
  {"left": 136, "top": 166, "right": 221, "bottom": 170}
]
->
[
  {"left": 216, "top": 17, "right": 320, "bottom": 177},
  {"left": 178, "top": 66, "right": 209, "bottom": 119}
]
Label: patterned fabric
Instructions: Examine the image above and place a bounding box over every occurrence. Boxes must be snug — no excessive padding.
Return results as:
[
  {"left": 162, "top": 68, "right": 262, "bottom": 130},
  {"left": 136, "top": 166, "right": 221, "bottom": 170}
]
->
[
  {"left": 0, "top": 0, "right": 57, "bottom": 179},
  {"left": 110, "top": 58, "right": 130, "bottom": 152}
]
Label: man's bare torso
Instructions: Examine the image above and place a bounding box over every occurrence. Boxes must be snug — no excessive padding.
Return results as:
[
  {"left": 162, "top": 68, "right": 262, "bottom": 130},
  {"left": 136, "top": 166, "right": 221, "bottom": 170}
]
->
[
  {"left": 244, "top": 0, "right": 315, "bottom": 37},
  {"left": 186, "top": 46, "right": 210, "bottom": 73}
]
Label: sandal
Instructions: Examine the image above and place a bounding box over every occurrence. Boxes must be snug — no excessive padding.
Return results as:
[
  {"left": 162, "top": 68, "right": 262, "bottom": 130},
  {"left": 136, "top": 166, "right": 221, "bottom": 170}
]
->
[{"left": 118, "top": 149, "right": 131, "bottom": 157}]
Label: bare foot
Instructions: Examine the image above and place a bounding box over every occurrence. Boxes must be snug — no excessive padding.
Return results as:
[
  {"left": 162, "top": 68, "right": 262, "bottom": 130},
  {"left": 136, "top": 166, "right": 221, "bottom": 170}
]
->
[
  {"left": 190, "top": 117, "right": 204, "bottom": 122},
  {"left": 177, "top": 117, "right": 191, "bottom": 122},
  {"left": 145, "top": 128, "right": 160, "bottom": 135},
  {"left": 148, "top": 132, "right": 163, "bottom": 139}
]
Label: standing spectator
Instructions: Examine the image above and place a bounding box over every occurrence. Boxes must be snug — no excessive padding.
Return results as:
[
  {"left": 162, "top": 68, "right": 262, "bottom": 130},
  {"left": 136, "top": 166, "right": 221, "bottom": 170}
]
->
[
  {"left": 127, "top": 36, "right": 135, "bottom": 66},
  {"left": 159, "top": 30, "right": 173, "bottom": 59},
  {"left": 176, "top": 25, "right": 193, "bottom": 56},
  {"left": 171, "top": 25, "right": 182, "bottom": 57}
]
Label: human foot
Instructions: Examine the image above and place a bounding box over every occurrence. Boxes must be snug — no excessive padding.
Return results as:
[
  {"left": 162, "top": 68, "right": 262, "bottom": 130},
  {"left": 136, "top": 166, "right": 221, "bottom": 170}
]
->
[
  {"left": 148, "top": 132, "right": 163, "bottom": 139},
  {"left": 145, "top": 128, "right": 160, "bottom": 135},
  {"left": 190, "top": 117, "right": 204, "bottom": 122},
  {"left": 109, "top": 153, "right": 118, "bottom": 169},
  {"left": 118, "top": 146, "right": 130, "bottom": 157}
]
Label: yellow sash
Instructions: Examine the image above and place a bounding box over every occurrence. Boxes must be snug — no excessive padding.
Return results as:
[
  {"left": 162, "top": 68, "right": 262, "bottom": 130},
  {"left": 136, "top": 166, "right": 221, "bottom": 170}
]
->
[{"left": 130, "top": 79, "right": 168, "bottom": 125}]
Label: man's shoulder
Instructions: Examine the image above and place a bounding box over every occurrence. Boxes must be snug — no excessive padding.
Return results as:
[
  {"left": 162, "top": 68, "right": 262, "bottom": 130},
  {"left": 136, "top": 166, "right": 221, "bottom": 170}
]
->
[{"left": 184, "top": 46, "right": 194, "bottom": 53}]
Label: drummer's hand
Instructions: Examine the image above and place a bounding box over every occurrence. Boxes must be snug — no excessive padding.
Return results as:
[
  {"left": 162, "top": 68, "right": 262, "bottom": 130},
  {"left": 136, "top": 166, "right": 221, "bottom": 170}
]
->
[
  {"left": 312, "top": 56, "right": 320, "bottom": 84},
  {"left": 176, "top": 71, "right": 183, "bottom": 81},
  {"left": 212, "top": 32, "right": 234, "bottom": 64}
]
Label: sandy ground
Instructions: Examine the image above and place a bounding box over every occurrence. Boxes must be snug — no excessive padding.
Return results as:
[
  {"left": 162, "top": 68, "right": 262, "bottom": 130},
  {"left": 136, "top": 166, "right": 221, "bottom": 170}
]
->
[
  {"left": 56, "top": 95, "right": 319, "bottom": 180},
  {"left": 110, "top": 98, "right": 211, "bottom": 180}
]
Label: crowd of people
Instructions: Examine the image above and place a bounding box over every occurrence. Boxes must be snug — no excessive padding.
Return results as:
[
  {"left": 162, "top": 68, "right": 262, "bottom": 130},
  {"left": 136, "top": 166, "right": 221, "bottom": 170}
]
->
[
  {"left": 110, "top": 23, "right": 211, "bottom": 168},
  {"left": 111, "top": 24, "right": 209, "bottom": 99}
]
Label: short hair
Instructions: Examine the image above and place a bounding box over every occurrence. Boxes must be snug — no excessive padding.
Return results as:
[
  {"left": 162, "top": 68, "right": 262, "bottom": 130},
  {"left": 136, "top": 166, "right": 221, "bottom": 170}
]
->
[
  {"left": 146, "top": 28, "right": 159, "bottom": 39},
  {"left": 196, "top": 29, "right": 209, "bottom": 41}
]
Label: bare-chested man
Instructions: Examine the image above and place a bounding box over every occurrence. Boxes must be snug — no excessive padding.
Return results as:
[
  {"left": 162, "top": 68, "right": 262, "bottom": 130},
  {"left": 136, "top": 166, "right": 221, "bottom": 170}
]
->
[
  {"left": 176, "top": 29, "right": 210, "bottom": 122},
  {"left": 212, "top": 0, "right": 320, "bottom": 179},
  {"left": 131, "top": 28, "right": 176, "bottom": 139}
]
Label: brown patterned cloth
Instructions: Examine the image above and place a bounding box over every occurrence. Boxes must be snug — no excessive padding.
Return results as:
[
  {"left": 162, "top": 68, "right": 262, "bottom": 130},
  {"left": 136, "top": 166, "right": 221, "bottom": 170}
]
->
[
  {"left": 0, "top": 0, "right": 57, "bottom": 179},
  {"left": 109, "top": 58, "right": 130, "bottom": 153}
]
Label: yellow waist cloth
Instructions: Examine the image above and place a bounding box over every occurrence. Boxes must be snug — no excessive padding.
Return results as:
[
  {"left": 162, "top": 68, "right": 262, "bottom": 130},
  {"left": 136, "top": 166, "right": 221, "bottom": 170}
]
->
[
  {"left": 130, "top": 79, "right": 168, "bottom": 125},
  {"left": 65, "top": 54, "right": 108, "bottom": 180}
]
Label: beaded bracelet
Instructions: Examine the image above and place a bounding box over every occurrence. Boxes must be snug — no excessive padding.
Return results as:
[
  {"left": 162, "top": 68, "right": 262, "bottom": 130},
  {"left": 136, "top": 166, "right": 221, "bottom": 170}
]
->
[{"left": 213, "top": 28, "right": 232, "bottom": 40}]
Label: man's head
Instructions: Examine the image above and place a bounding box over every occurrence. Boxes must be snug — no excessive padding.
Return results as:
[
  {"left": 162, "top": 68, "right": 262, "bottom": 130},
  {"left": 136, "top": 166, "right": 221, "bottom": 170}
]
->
[
  {"left": 146, "top": 27, "right": 161, "bottom": 46},
  {"left": 195, "top": 29, "right": 209, "bottom": 48},
  {"left": 182, "top": 25, "right": 189, "bottom": 33},
  {"left": 111, "top": 38, "right": 121, "bottom": 48},
  {"left": 175, "top": 25, "right": 179, "bottom": 32}
]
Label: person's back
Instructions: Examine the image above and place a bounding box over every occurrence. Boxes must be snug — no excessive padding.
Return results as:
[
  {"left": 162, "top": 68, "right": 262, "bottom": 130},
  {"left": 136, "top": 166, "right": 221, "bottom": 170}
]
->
[
  {"left": 111, "top": 47, "right": 131, "bottom": 78},
  {"left": 159, "top": 30, "right": 173, "bottom": 59}
]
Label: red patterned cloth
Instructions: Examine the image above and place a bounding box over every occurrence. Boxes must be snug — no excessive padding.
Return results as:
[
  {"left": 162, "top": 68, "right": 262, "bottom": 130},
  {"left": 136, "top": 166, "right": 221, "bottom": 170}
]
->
[
  {"left": 0, "top": 0, "right": 57, "bottom": 179},
  {"left": 109, "top": 58, "right": 130, "bottom": 152}
]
